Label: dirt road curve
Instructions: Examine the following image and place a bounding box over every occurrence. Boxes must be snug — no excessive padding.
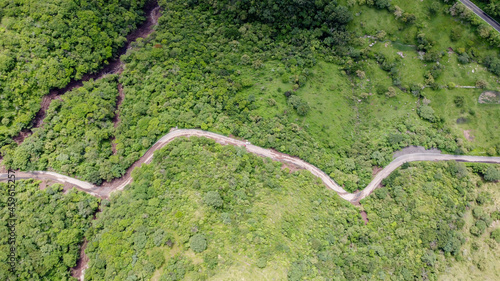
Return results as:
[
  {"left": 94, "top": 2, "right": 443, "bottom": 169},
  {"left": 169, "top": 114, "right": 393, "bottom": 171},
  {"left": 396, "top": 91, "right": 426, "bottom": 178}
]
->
[{"left": 1, "top": 129, "right": 499, "bottom": 203}]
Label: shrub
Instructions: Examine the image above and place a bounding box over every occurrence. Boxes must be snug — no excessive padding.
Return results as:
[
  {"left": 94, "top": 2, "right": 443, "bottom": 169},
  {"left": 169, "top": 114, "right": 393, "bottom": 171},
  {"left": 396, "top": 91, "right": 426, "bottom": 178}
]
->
[
  {"left": 484, "top": 166, "right": 500, "bottom": 182},
  {"left": 471, "top": 220, "right": 487, "bottom": 236},
  {"left": 492, "top": 211, "right": 500, "bottom": 221},
  {"left": 450, "top": 26, "right": 462, "bottom": 41},
  {"left": 448, "top": 161, "right": 468, "bottom": 179},
  {"left": 457, "top": 52, "right": 470, "bottom": 64},
  {"left": 374, "top": 188, "right": 388, "bottom": 199},
  {"left": 492, "top": 228, "right": 500, "bottom": 243},
  {"left": 356, "top": 69, "right": 366, "bottom": 79},
  {"left": 256, "top": 257, "right": 267, "bottom": 268},
  {"left": 476, "top": 79, "right": 488, "bottom": 89},
  {"left": 417, "top": 105, "right": 436, "bottom": 122},
  {"left": 288, "top": 95, "right": 310, "bottom": 116},
  {"left": 190, "top": 234, "right": 207, "bottom": 253},
  {"left": 204, "top": 191, "right": 223, "bottom": 208},
  {"left": 453, "top": 96, "right": 464, "bottom": 107},
  {"left": 375, "top": 0, "right": 391, "bottom": 10},
  {"left": 410, "top": 83, "right": 423, "bottom": 96},
  {"left": 241, "top": 54, "right": 250, "bottom": 65},
  {"left": 484, "top": 55, "right": 500, "bottom": 75},
  {"left": 385, "top": 87, "right": 397, "bottom": 98},
  {"left": 150, "top": 249, "right": 165, "bottom": 268},
  {"left": 476, "top": 192, "right": 489, "bottom": 205},
  {"left": 421, "top": 250, "right": 436, "bottom": 267}
]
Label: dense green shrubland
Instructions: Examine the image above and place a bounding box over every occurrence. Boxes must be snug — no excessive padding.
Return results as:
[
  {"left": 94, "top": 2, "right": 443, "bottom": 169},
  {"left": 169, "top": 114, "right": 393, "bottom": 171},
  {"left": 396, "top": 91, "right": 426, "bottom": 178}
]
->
[
  {"left": 0, "top": 0, "right": 146, "bottom": 145},
  {"left": 84, "top": 137, "right": 500, "bottom": 280},
  {"left": 0, "top": 180, "right": 99, "bottom": 280},
  {"left": 3, "top": 76, "right": 120, "bottom": 184},
  {"left": 6, "top": 0, "right": 500, "bottom": 190}
]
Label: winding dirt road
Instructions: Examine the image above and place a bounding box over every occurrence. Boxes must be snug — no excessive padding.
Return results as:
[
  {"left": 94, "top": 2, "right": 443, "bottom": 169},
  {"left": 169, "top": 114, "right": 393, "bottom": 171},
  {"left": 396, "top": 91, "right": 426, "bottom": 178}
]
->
[{"left": 2, "top": 129, "right": 499, "bottom": 203}]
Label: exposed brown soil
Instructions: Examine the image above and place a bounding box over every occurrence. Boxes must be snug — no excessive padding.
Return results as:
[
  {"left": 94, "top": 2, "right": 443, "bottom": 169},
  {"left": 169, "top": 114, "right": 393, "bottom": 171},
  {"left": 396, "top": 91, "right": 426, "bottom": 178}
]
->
[
  {"left": 478, "top": 91, "right": 500, "bottom": 104},
  {"left": 70, "top": 202, "right": 102, "bottom": 280},
  {"left": 70, "top": 239, "right": 89, "bottom": 280},
  {"left": 13, "top": 129, "right": 33, "bottom": 145},
  {"left": 113, "top": 83, "right": 125, "bottom": 128},
  {"left": 360, "top": 210, "right": 369, "bottom": 225},
  {"left": 111, "top": 138, "right": 118, "bottom": 155},
  {"left": 110, "top": 83, "right": 125, "bottom": 155},
  {"left": 464, "top": 130, "right": 475, "bottom": 141},
  {"left": 372, "top": 166, "right": 383, "bottom": 176},
  {"left": 37, "top": 178, "right": 89, "bottom": 194},
  {"left": 281, "top": 162, "right": 303, "bottom": 173},
  {"left": 10, "top": 0, "right": 161, "bottom": 146}
]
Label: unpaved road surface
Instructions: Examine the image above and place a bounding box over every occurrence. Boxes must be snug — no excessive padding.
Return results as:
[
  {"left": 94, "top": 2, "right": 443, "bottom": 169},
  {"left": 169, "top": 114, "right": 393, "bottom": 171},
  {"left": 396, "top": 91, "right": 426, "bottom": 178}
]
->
[{"left": 2, "top": 129, "right": 499, "bottom": 203}]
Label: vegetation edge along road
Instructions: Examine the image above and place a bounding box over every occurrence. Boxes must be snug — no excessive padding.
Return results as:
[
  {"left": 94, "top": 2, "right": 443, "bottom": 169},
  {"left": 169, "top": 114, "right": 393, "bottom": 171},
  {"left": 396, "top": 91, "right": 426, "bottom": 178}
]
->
[
  {"left": 1, "top": 129, "right": 499, "bottom": 204},
  {"left": 459, "top": 0, "right": 500, "bottom": 33}
]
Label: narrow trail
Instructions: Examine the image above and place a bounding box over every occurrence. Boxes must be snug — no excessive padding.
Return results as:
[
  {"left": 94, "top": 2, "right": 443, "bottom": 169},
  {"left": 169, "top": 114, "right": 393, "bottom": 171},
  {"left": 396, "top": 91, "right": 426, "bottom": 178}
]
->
[
  {"left": 3, "top": 129, "right": 500, "bottom": 204},
  {"left": 10, "top": 0, "right": 162, "bottom": 145}
]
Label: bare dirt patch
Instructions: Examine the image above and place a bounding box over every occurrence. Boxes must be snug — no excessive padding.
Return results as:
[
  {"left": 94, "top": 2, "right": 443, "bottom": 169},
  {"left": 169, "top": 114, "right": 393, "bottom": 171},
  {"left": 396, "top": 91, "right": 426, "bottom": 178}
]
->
[
  {"left": 113, "top": 83, "right": 125, "bottom": 128},
  {"left": 13, "top": 129, "right": 33, "bottom": 145},
  {"left": 464, "top": 130, "right": 475, "bottom": 141},
  {"left": 110, "top": 83, "right": 124, "bottom": 155},
  {"left": 372, "top": 166, "right": 383, "bottom": 176},
  {"left": 281, "top": 162, "right": 302, "bottom": 173},
  {"left": 71, "top": 202, "right": 101, "bottom": 281},
  {"left": 478, "top": 91, "right": 500, "bottom": 104},
  {"left": 71, "top": 239, "right": 89, "bottom": 280},
  {"left": 360, "top": 211, "right": 369, "bottom": 225}
]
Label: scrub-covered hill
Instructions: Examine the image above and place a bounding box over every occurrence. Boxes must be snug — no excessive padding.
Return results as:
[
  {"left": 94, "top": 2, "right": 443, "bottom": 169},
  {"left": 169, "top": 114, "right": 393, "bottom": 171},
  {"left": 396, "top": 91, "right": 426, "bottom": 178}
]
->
[
  {"left": 0, "top": 0, "right": 147, "bottom": 145},
  {"left": 0, "top": 180, "right": 99, "bottom": 280},
  {"left": 7, "top": 0, "right": 500, "bottom": 193},
  {"left": 83, "top": 137, "right": 500, "bottom": 280}
]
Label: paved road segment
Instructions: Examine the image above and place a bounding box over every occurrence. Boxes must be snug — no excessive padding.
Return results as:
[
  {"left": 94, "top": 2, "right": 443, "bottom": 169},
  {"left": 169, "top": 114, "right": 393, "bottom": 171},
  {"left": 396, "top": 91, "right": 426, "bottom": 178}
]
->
[{"left": 459, "top": 0, "right": 500, "bottom": 33}]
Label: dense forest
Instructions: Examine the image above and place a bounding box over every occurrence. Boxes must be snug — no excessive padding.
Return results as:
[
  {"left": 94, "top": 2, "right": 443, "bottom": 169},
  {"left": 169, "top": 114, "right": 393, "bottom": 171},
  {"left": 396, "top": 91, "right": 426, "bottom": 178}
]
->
[
  {"left": 0, "top": 180, "right": 99, "bottom": 280},
  {"left": 1, "top": 0, "right": 500, "bottom": 280},
  {"left": 0, "top": 0, "right": 147, "bottom": 145},
  {"left": 4, "top": 76, "right": 120, "bottom": 184},
  {"left": 6, "top": 0, "right": 500, "bottom": 192},
  {"left": 83, "top": 137, "right": 500, "bottom": 280}
]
